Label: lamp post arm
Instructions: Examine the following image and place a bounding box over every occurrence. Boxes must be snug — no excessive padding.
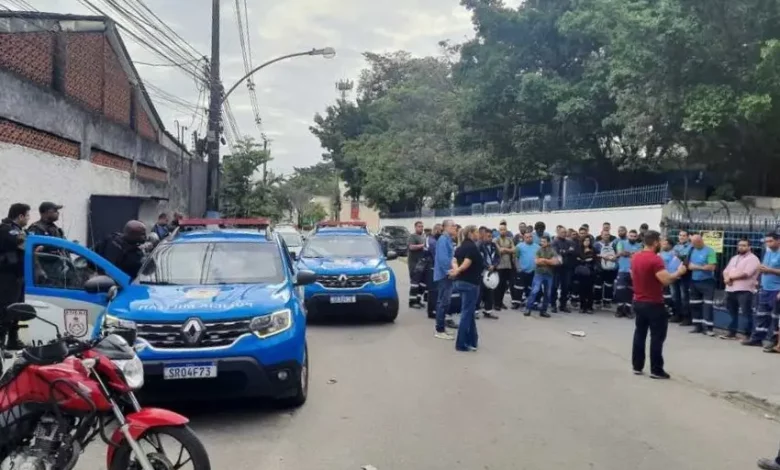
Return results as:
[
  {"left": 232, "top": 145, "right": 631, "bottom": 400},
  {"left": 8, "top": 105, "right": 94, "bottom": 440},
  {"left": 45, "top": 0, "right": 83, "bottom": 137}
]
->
[{"left": 221, "top": 49, "right": 322, "bottom": 104}]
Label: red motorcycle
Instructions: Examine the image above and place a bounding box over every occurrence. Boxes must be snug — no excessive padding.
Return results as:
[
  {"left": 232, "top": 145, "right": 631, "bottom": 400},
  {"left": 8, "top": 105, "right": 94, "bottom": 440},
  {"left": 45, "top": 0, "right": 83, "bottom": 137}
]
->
[{"left": 0, "top": 302, "right": 210, "bottom": 470}]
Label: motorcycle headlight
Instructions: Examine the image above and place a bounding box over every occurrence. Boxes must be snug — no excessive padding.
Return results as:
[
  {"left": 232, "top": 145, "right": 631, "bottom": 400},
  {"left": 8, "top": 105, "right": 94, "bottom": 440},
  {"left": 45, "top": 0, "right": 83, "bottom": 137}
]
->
[
  {"left": 370, "top": 269, "right": 390, "bottom": 285},
  {"left": 249, "top": 309, "right": 292, "bottom": 339},
  {"left": 112, "top": 356, "right": 144, "bottom": 390}
]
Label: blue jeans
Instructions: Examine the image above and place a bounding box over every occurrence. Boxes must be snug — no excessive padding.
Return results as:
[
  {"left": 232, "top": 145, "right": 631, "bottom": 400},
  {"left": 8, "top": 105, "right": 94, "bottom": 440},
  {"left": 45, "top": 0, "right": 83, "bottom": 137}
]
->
[
  {"left": 455, "top": 281, "right": 479, "bottom": 350},
  {"left": 527, "top": 273, "right": 553, "bottom": 313},
  {"left": 435, "top": 278, "right": 453, "bottom": 333}
]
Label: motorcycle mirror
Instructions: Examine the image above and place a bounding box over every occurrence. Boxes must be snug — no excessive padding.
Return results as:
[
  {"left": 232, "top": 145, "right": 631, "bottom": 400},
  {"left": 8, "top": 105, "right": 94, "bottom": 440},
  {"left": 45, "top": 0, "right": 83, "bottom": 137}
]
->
[
  {"left": 5, "top": 303, "right": 37, "bottom": 322},
  {"left": 107, "top": 285, "right": 118, "bottom": 301}
]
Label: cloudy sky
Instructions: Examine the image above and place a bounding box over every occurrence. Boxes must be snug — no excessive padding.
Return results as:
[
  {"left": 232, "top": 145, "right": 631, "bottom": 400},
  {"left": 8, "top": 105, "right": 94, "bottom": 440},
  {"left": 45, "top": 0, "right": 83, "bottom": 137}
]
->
[{"left": 25, "top": 0, "right": 517, "bottom": 174}]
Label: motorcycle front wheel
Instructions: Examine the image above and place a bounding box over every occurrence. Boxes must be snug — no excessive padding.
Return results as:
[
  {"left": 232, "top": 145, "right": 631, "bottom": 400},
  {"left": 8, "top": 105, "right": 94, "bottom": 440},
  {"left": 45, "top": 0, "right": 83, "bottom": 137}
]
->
[{"left": 109, "top": 425, "right": 210, "bottom": 470}]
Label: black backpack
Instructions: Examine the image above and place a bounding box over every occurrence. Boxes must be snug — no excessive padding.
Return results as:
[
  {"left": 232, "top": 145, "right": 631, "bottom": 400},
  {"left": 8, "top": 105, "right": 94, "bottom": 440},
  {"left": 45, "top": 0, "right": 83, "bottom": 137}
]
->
[{"left": 94, "top": 232, "right": 122, "bottom": 258}]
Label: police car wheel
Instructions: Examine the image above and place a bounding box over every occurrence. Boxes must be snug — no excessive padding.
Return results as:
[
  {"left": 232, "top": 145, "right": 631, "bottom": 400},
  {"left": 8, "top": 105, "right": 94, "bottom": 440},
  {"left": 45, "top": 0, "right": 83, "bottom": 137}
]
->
[
  {"left": 381, "top": 307, "right": 398, "bottom": 323},
  {"left": 276, "top": 344, "right": 308, "bottom": 408}
]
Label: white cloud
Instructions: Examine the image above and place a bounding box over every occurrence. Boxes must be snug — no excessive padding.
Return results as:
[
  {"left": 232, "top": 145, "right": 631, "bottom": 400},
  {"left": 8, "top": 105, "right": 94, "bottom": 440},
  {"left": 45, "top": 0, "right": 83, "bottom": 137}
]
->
[{"left": 27, "top": 0, "right": 478, "bottom": 172}]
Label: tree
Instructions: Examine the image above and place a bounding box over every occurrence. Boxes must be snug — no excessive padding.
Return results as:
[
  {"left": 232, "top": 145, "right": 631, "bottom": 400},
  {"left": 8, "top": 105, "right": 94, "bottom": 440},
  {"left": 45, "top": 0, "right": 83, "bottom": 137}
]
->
[
  {"left": 299, "top": 202, "right": 328, "bottom": 227},
  {"left": 220, "top": 138, "right": 282, "bottom": 220}
]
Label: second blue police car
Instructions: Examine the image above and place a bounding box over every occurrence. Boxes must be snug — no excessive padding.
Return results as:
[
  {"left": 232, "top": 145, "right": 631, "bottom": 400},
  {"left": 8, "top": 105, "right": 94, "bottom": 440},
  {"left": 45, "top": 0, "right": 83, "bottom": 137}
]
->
[
  {"left": 297, "top": 221, "right": 399, "bottom": 322},
  {"left": 22, "top": 218, "right": 316, "bottom": 408}
]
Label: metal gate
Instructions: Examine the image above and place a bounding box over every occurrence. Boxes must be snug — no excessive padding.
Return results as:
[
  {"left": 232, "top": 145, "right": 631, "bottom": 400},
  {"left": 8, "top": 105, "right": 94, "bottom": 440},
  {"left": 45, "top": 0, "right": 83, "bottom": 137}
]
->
[{"left": 87, "top": 195, "right": 143, "bottom": 249}]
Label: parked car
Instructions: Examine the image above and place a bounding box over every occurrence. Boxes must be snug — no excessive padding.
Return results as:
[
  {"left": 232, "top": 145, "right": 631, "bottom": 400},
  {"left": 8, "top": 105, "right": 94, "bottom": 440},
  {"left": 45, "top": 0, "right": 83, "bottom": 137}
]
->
[
  {"left": 377, "top": 225, "right": 410, "bottom": 256},
  {"left": 297, "top": 221, "right": 399, "bottom": 322}
]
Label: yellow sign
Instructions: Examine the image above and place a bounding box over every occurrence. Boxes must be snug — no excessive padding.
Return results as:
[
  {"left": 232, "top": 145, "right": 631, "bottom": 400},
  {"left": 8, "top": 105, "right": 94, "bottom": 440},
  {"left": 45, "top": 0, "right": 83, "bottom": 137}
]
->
[{"left": 701, "top": 231, "right": 724, "bottom": 253}]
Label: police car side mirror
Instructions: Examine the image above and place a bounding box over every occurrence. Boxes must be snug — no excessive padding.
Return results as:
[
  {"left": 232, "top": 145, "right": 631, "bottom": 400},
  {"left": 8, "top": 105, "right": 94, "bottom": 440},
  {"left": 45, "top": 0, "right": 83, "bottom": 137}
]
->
[
  {"left": 295, "top": 270, "right": 317, "bottom": 286},
  {"left": 386, "top": 250, "right": 398, "bottom": 261},
  {"left": 84, "top": 275, "right": 117, "bottom": 294}
]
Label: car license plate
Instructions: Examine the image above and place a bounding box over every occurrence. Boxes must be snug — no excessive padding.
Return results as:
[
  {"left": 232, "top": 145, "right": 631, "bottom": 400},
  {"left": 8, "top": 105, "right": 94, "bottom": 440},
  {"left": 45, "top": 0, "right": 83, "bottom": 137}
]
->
[
  {"left": 163, "top": 362, "right": 217, "bottom": 380},
  {"left": 330, "top": 295, "right": 356, "bottom": 304}
]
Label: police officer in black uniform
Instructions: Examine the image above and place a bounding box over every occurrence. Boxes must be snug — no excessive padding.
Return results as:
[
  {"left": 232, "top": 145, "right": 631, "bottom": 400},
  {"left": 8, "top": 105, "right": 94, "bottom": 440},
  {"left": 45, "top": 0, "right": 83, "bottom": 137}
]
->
[
  {"left": 27, "top": 201, "right": 65, "bottom": 240},
  {"left": 0, "top": 203, "right": 31, "bottom": 349}
]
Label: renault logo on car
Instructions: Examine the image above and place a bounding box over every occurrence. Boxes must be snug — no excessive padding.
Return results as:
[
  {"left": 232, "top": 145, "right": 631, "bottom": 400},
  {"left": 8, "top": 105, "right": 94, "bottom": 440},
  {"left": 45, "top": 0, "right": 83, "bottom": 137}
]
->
[
  {"left": 338, "top": 274, "right": 348, "bottom": 287},
  {"left": 182, "top": 317, "right": 204, "bottom": 345}
]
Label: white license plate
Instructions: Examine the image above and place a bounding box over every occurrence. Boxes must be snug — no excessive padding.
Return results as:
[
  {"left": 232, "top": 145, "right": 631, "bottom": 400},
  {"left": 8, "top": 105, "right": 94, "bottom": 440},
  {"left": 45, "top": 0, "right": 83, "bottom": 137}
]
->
[
  {"left": 330, "top": 295, "right": 356, "bottom": 304},
  {"left": 163, "top": 362, "right": 217, "bottom": 380}
]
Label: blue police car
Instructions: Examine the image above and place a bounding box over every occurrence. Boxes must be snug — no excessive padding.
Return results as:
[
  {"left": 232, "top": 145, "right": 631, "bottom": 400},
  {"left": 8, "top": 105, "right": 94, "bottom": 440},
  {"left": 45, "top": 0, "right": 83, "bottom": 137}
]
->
[
  {"left": 296, "top": 221, "right": 399, "bottom": 322},
  {"left": 22, "top": 219, "right": 316, "bottom": 407}
]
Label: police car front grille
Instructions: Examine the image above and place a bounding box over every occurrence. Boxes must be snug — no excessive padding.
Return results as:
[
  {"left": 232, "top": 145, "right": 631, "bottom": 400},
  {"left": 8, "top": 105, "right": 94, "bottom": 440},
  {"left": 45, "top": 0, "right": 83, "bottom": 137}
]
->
[
  {"left": 317, "top": 274, "right": 371, "bottom": 288},
  {"left": 136, "top": 319, "right": 251, "bottom": 349}
]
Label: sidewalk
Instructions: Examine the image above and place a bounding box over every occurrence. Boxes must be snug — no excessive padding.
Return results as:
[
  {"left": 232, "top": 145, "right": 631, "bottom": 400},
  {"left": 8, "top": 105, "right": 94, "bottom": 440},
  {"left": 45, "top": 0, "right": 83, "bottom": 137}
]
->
[{"left": 553, "top": 309, "right": 780, "bottom": 412}]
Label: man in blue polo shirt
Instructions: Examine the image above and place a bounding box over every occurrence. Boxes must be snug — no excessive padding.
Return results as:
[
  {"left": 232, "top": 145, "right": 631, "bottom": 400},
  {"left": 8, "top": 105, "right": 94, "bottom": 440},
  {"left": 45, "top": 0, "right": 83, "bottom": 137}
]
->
[
  {"left": 744, "top": 232, "right": 780, "bottom": 348},
  {"left": 434, "top": 220, "right": 457, "bottom": 340},
  {"left": 615, "top": 229, "right": 642, "bottom": 318},
  {"left": 513, "top": 231, "right": 539, "bottom": 308},
  {"left": 672, "top": 230, "right": 693, "bottom": 325},
  {"left": 687, "top": 234, "right": 718, "bottom": 335}
]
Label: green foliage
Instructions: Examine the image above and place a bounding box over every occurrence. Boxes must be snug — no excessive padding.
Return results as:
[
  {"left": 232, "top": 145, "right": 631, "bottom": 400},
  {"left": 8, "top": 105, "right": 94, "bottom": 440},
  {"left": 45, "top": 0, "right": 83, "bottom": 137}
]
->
[
  {"left": 299, "top": 202, "right": 328, "bottom": 227},
  {"left": 310, "top": 0, "right": 780, "bottom": 209},
  {"left": 220, "top": 138, "right": 282, "bottom": 220}
]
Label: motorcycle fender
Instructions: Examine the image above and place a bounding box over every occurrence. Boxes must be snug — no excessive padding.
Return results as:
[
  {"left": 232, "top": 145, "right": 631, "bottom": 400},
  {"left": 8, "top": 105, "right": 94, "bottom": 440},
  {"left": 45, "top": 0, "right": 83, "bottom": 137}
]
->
[{"left": 106, "top": 408, "right": 189, "bottom": 466}]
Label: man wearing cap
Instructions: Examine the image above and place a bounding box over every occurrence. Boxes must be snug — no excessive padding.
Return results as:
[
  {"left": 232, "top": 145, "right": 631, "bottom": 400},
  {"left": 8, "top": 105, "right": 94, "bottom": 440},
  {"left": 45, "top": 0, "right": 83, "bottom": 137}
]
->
[{"left": 27, "top": 202, "right": 65, "bottom": 241}]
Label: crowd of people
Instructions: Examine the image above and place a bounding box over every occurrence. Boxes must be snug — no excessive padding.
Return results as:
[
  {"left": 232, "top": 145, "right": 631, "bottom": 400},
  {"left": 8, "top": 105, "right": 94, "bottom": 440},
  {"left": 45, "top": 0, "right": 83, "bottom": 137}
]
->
[{"left": 404, "top": 218, "right": 780, "bottom": 358}]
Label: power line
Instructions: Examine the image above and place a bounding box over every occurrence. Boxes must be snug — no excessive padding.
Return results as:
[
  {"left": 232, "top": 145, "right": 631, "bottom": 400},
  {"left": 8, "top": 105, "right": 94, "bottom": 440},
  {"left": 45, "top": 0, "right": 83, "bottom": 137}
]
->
[
  {"left": 134, "top": 58, "right": 203, "bottom": 67},
  {"left": 232, "top": 0, "right": 263, "bottom": 130}
]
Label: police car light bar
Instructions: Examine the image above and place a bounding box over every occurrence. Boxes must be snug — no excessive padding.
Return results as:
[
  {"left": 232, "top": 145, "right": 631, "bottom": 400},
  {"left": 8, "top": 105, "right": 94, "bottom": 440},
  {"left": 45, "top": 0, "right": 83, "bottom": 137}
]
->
[
  {"left": 316, "top": 220, "right": 367, "bottom": 227},
  {"left": 179, "top": 218, "right": 271, "bottom": 228}
]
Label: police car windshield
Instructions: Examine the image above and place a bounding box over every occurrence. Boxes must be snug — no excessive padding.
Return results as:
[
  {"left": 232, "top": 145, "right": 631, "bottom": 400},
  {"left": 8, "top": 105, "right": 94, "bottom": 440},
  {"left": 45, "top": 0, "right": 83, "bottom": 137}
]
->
[
  {"left": 279, "top": 232, "right": 303, "bottom": 247},
  {"left": 137, "top": 242, "right": 284, "bottom": 285},
  {"left": 301, "top": 235, "right": 380, "bottom": 258}
]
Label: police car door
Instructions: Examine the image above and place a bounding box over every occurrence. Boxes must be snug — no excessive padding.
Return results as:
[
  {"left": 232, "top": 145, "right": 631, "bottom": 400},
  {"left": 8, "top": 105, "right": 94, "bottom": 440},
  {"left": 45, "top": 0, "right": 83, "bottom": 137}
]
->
[{"left": 23, "top": 235, "right": 130, "bottom": 346}]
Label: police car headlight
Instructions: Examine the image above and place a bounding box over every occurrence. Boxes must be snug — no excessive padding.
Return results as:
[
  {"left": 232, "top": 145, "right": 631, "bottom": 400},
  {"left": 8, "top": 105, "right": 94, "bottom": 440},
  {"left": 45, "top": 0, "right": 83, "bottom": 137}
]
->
[
  {"left": 370, "top": 269, "right": 390, "bottom": 285},
  {"left": 250, "top": 309, "right": 292, "bottom": 339},
  {"left": 112, "top": 356, "right": 144, "bottom": 390}
]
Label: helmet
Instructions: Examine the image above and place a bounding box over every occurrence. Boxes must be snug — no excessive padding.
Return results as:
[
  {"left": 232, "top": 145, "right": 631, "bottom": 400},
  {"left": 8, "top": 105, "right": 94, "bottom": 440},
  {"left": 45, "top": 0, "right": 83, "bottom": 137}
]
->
[{"left": 482, "top": 270, "right": 499, "bottom": 290}]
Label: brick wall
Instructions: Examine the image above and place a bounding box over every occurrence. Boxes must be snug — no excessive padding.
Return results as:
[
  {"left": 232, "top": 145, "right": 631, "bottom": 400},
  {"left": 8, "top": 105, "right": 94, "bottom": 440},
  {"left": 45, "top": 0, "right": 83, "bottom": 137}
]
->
[
  {"left": 136, "top": 105, "right": 156, "bottom": 141},
  {"left": 64, "top": 33, "right": 104, "bottom": 113},
  {"left": 102, "top": 37, "right": 131, "bottom": 126},
  {"left": 91, "top": 149, "right": 132, "bottom": 172},
  {"left": 137, "top": 163, "right": 167, "bottom": 182},
  {"left": 0, "top": 118, "right": 79, "bottom": 159},
  {"left": 0, "top": 33, "right": 54, "bottom": 87}
]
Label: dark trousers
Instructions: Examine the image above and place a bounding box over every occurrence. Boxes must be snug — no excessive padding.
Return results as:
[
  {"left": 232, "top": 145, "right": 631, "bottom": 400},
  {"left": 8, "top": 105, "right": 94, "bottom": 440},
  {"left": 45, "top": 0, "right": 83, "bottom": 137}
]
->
[
  {"left": 615, "top": 272, "right": 633, "bottom": 306},
  {"left": 599, "top": 269, "right": 617, "bottom": 305},
  {"left": 632, "top": 302, "right": 669, "bottom": 374},
  {"left": 425, "top": 267, "right": 436, "bottom": 317},
  {"left": 577, "top": 274, "right": 594, "bottom": 310},
  {"left": 690, "top": 279, "right": 716, "bottom": 331},
  {"left": 408, "top": 262, "right": 422, "bottom": 306},
  {"left": 671, "top": 276, "right": 691, "bottom": 320},
  {"left": 0, "top": 275, "right": 24, "bottom": 345},
  {"left": 511, "top": 271, "right": 534, "bottom": 307},
  {"left": 480, "top": 283, "right": 495, "bottom": 313},
  {"left": 551, "top": 267, "right": 572, "bottom": 308},
  {"left": 725, "top": 291, "right": 753, "bottom": 336},
  {"left": 751, "top": 290, "right": 779, "bottom": 343},
  {"left": 494, "top": 268, "right": 514, "bottom": 311}
]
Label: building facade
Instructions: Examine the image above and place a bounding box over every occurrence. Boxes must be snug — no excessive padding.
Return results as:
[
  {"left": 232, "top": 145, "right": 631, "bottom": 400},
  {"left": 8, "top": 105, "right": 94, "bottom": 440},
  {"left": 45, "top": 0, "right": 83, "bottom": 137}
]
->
[{"left": 0, "top": 12, "right": 207, "bottom": 245}]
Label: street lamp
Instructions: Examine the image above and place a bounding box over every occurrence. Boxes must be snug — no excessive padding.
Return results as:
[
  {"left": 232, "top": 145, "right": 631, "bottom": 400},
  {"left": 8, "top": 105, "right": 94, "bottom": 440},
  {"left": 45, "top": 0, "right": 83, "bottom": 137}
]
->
[{"left": 221, "top": 47, "right": 336, "bottom": 104}]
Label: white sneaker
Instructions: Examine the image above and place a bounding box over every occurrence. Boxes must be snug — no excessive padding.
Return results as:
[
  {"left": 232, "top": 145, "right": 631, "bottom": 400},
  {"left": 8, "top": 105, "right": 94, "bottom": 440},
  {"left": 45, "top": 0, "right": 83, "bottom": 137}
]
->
[{"left": 435, "top": 332, "right": 455, "bottom": 340}]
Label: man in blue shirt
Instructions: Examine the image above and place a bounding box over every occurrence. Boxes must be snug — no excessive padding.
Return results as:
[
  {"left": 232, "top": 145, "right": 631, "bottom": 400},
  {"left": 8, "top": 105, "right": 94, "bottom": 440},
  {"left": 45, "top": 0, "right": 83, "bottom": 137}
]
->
[
  {"left": 671, "top": 230, "right": 693, "bottom": 325},
  {"left": 615, "top": 229, "right": 642, "bottom": 318},
  {"left": 531, "top": 221, "right": 550, "bottom": 245},
  {"left": 687, "top": 234, "right": 718, "bottom": 335},
  {"left": 513, "top": 231, "right": 539, "bottom": 308},
  {"left": 659, "top": 238, "right": 682, "bottom": 317},
  {"left": 434, "top": 220, "right": 457, "bottom": 340},
  {"left": 744, "top": 232, "right": 780, "bottom": 348}
]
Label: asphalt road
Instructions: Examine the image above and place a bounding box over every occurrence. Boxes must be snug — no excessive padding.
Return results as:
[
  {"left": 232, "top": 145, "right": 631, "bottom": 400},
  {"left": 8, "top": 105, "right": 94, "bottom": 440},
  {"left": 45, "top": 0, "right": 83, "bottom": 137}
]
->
[{"left": 79, "top": 260, "right": 780, "bottom": 469}]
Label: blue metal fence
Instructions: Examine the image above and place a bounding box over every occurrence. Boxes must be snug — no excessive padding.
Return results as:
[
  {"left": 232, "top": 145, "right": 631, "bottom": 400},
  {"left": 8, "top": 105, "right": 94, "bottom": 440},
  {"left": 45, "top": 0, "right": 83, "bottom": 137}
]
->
[{"left": 383, "top": 183, "right": 670, "bottom": 219}]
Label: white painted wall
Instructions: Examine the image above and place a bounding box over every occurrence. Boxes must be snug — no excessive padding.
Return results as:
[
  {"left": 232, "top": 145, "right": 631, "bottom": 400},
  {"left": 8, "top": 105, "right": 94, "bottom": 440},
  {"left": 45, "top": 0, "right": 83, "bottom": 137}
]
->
[
  {"left": 0, "top": 143, "right": 168, "bottom": 244},
  {"left": 380, "top": 205, "right": 664, "bottom": 232}
]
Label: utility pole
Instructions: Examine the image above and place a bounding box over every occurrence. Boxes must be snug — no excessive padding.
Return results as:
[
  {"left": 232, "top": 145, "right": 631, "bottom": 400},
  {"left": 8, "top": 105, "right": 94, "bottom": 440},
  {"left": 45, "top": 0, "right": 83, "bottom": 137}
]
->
[
  {"left": 332, "top": 80, "right": 354, "bottom": 221},
  {"left": 261, "top": 135, "right": 268, "bottom": 186},
  {"left": 205, "top": 0, "right": 221, "bottom": 217}
]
